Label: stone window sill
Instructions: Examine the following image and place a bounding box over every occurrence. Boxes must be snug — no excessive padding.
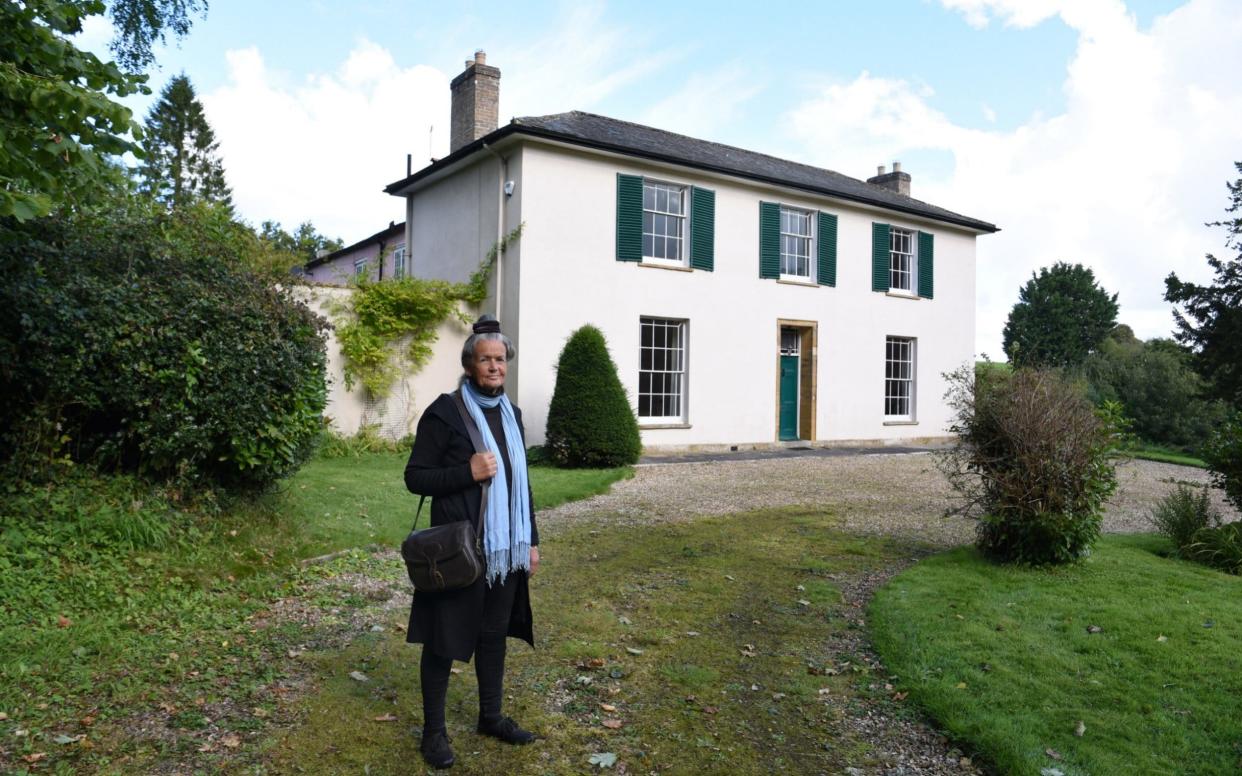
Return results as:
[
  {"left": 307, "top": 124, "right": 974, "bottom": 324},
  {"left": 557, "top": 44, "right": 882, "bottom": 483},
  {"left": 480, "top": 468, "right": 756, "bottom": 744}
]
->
[
  {"left": 777, "top": 278, "right": 819, "bottom": 289},
  {"left": 885, "top": 290, "right": 920, "bottom": 300},
  {"left": 883, "top": 420, "right": 919, "bottom": 426},
  {"left": 639, "top": 261, "right": 693, "bottom": 273},
  {"left": 639, "top": 423, "right": 692, "bottom": 430}
]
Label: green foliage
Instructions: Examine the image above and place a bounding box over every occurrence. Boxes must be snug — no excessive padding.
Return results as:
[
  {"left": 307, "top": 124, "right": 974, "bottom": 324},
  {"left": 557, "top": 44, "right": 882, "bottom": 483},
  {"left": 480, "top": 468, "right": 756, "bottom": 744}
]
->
[
  {"left": 334, "top": 223, "right": 522, "bottom": 398},
  {"left": 1082, "top": 331, "right": 1228, "bottom": 451},
  {"left": 870, "top": 536, "right": 1242, "bottom": 776},
  {"left": 545, "top": 325, "right": 642, "bottom": 468},
  {"left": 938, "top": 366, "right": 1124, "bottom": 564},
  {"left": 1165, "top": 161, "right": 1242, "bottom": 408},
  {"left": 107, "top": 0, "right": 208, "bottom": 72},
  {"left": 0, "top": 198, "right": 328, "bottom": 492},
  {"left": 1202, "top": 413, "right": 1242, "bottom": 513},
  {"left": 259, "top": 219, "right": 342, "bottom": 271},
  {"left": 1002, "top": 262, "right": 1119, "bottom": 368},
  {"left": 1185, "top": 522, "right": 1242, "bottom": 575},
  {"left": 138, "top": 73, "right": 232, "bottom": 209},
  {"left": 1149, "top": 483, "right": 1221, "bottom": 554},
  {"left": 0, "top": 0, "right": 149, "bottom": 219},
  {"left": 335, "top": 276, "right": 466, "bottom": 397},
  {"left": 316, "top": 424, "right": 413, "bottom": 459}
]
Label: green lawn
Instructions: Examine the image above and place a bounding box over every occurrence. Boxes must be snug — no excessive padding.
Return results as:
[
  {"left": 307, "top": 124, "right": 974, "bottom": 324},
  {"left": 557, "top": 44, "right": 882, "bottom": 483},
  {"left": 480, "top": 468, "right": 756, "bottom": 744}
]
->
[
  {"left": 262, "top": 508, "right": 925, "bottom": 775},
  {"left": 0, "top": 457, "right": 630, "bottom": 775},
  {"left": 869, "top": 535, "right": 1242, "bottom": 775},
  {"left": 1122, "top": 443, "right": 1208, "bottom": 469}
]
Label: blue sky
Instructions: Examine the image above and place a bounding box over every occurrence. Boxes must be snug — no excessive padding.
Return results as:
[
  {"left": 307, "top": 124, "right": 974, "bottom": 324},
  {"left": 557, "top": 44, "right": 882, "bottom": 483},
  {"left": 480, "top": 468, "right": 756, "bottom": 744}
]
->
[{"left": 79, "top": 0, "right": 1241, "bottom": 358}]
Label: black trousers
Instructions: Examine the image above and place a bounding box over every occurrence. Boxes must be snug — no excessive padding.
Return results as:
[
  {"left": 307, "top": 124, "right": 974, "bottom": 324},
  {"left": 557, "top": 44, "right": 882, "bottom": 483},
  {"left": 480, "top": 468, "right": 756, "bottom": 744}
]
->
[{"left": 419, "top": 572, "right": 519, "bottom": 732}]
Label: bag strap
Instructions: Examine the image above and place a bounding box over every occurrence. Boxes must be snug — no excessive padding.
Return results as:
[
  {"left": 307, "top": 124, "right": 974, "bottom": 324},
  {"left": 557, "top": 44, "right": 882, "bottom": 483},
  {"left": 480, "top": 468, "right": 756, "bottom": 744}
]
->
[
  {"left": 407, "top": 390, "right": 491, "bottom": 540},
  {"left": 451, "top": 390, "right": 490, "bottom": 544}
]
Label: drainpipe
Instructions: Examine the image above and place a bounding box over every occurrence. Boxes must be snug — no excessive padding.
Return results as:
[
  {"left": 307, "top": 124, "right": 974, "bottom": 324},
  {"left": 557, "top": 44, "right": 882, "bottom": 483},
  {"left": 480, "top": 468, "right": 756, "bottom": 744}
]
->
[
  {"left": 481, "top": 142, "right": 506, "bottom": 322},
  {"left": 404, "top": 154, "right": 414, "bottom": 278}
]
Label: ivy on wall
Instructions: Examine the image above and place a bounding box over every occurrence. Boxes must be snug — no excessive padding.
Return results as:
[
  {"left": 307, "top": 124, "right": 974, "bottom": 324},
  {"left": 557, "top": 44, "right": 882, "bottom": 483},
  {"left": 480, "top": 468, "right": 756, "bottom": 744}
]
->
[{"left": 334, "top": 224, "right": 523, "bottom": 398}]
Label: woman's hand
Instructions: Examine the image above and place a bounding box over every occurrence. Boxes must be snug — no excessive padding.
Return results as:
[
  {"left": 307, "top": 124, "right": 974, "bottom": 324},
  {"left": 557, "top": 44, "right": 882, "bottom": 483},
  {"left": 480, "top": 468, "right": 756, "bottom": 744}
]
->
[
  {"left": 529, "top": 546, "right": 540, "bottom": 578},
  {"left": 470, "top": 452, "right": 497, "bottom": 482}
]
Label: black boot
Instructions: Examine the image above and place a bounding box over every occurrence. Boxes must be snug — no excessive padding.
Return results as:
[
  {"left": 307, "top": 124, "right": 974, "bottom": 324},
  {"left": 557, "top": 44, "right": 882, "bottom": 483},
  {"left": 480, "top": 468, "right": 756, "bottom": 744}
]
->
[
  {"left": 477, "top": 715, "right": 536, "bottom": 745},
  {"left": 420, "top": 728, "right": 455, "bottom": 769}
]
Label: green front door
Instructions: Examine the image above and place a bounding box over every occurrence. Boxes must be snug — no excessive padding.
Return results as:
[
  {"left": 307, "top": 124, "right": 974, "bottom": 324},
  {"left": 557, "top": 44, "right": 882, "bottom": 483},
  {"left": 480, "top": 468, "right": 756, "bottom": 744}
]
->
[{"left": 779, "top": 355, "right": 799, "bottom": 441}]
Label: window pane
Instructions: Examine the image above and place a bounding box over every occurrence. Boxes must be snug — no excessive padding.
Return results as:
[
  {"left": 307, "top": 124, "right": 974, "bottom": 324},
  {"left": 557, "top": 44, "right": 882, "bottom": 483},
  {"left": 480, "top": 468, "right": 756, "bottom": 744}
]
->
[{"left": 639, "top": 318, "right": 687, "bottom": 419}]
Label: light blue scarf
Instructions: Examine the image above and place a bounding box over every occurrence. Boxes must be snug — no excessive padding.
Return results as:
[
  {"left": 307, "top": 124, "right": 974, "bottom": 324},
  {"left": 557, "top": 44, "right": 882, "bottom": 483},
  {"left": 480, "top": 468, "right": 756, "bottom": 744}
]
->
[{"left": 459, "top": 380, "right": 532, "bottom": 585}]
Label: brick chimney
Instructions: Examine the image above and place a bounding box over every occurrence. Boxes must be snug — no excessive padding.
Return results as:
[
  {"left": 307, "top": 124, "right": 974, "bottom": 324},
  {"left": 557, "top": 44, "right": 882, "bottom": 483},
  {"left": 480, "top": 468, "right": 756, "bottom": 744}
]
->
[
  {"left": 867, "top": 161, "right": 911, "bottom": 196},
  {"left": 449, "top": 50, "right": 500, "bottom": 153}
]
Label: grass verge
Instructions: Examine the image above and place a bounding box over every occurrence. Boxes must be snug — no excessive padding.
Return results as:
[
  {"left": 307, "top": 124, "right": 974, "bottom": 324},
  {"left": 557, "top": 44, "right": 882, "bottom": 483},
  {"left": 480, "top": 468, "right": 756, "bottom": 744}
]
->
[
  {"left": 869, "top": 534, "right": 1242, "bottom": 775},
  {"left": 262, "top": 508, "right": 927, "bottom": 775},
  {"left": 1122, "top": 443, "right": 1208, "bottom": 469},
  {"left": 0, "top": 457, "right": 629, "bottom": 774}
]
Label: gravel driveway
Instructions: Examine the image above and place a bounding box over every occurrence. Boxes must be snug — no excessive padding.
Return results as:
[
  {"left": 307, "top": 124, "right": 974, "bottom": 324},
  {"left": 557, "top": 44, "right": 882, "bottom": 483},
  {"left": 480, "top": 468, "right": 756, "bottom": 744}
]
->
[{"left": 543, "top": 453, "right": 1237, "bottom": 547}]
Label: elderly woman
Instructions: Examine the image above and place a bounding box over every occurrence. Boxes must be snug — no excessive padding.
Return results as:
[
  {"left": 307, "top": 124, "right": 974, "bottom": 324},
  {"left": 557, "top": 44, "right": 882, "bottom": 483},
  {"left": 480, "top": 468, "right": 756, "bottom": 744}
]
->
[{"left": 404, "top": 314, "right": 539, "bottom": 769}]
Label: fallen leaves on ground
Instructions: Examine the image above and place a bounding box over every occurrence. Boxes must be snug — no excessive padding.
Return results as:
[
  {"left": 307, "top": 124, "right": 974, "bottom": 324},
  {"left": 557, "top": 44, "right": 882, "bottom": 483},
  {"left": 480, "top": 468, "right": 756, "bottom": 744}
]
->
[
  {"left": 601, "top": 718, "right": 623, "bottom": 729},
  {"left": 373, "top": 714, "right": 398, "bottom": 722},
  {"left": 589, "top": 751, "right": 618, "bottom": 768}
]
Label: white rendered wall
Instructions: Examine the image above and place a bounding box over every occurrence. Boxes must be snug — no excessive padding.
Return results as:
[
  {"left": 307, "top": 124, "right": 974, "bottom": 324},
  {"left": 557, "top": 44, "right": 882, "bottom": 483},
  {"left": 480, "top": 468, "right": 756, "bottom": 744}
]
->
[
  {"left": 509, "top": 143, "right": 980, "bottom": 448},
  {"left": 296, "top": 285, "right": 471, "bottom": 439}
]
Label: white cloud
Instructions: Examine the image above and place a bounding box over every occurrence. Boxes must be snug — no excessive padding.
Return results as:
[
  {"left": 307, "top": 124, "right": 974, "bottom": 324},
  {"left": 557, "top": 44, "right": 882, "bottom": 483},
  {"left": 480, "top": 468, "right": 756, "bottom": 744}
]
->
[
  {"left": 786, "top": 0, "right": 1242, "bottom": 358},
  {"left": 200, "top": 2, "right": 672, "bottom": 242},
  {"left": 495, "top": 1, "right": 681, "bottom": 120},
  {"left": 638, "top": 64, "right": 764, "bottom": 138},
  {"left": 201, "top": 42, "right": 446, "bottom": 241}
]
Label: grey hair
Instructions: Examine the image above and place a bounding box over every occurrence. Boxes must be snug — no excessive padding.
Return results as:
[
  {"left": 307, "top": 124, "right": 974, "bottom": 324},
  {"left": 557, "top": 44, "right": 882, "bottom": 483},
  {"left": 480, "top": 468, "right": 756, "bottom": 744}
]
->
[{"left": 460, "top": 315, "right": 516, "bottom": 370}]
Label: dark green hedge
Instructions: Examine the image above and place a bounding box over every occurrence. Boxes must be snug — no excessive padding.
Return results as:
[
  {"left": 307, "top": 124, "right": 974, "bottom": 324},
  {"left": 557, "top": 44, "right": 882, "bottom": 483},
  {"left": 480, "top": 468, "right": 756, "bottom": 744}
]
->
[
  {"left": 545, "top": 325, "right": 641, "bottom": 468},
  {"left": 0, "top": 201, "right": 328, "bottom": 492}
]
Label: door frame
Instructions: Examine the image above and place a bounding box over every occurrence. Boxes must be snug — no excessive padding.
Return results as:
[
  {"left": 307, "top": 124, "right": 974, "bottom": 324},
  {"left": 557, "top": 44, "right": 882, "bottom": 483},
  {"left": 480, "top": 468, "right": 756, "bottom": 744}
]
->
[{"left": 773, "top": 319, "right": 818, "bottom": 441}]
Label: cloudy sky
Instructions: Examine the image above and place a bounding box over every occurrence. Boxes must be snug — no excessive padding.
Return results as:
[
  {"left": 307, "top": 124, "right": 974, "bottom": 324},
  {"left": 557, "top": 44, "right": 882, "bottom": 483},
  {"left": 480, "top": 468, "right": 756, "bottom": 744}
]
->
[{"left": 80, "top": 0, "right": 1242, "bottom": 358}]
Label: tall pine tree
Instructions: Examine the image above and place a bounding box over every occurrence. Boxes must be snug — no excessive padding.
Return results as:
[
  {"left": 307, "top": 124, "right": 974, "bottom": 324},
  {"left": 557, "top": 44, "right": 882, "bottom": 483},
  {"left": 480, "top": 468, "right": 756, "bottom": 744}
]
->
[
  {"left": 1165, "top": 161, "right": 1242, "bottom": 408},
  {"left": 139, "top": 74, "right": 232, "bottom": 209}
]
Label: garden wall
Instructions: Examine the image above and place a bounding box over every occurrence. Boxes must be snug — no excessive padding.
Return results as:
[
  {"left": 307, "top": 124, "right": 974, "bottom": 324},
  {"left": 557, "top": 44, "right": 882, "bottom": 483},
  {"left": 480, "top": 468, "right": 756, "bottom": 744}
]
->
[{"left": 295, "top": 285, "right": 471, "bottom": 439}]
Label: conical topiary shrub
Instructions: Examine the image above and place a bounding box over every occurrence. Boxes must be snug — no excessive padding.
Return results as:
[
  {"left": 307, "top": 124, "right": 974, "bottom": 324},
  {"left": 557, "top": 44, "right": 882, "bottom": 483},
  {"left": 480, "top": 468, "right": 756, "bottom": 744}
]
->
[{"left": 545, "top": 325, "right": 642, "bottom": 468}]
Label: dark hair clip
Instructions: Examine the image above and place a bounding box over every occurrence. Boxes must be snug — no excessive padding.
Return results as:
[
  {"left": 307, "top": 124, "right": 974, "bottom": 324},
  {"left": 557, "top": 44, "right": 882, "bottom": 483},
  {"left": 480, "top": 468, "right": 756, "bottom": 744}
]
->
[{"left": 473, "top": 318, "right": 502, "bottom": 335}]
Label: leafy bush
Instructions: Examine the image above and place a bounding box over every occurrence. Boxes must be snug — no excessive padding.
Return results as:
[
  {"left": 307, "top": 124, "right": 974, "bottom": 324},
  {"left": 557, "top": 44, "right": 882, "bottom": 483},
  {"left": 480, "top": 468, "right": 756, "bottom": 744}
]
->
[
  {"left": 545, "top": 325, "right": 642, "bottom": 468},
  {"left": 316, "top": 424, "right": 413, "bottom": 459},
  {"left": 1082, "top": 333, "right": 1227, "bottom": 452},
  {"left": 1202, "top": 414, "right": 1242, "bottom": 513},
  {"left": 1149, "top": 483, "right": 1222, "bottom": 554},
  {"left": 938, "top": 366, "right": 1124, "bottom": 564},
  {"left": 0, "top": 200, "right": 328, "bottom": 492},
  {"left": 1185, "top": 522, "right": 1242, "bottom": 575}
]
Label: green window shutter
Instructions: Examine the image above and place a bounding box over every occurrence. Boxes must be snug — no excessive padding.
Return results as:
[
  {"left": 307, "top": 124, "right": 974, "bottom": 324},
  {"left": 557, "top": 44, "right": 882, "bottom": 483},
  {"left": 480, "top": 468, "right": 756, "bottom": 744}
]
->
[
  {"left": 689, "top": 186, "right": 715, "bottom": 271},
  {"left": 759, "top": 201, "right": 780, "bottom": 279},
  {"left": 918, "top": 231, "right": 934, "bottom": 299},
  {"left": 817, "top": 211, "right": 837, "bottom": 286},
  {"left": 871, "top": 222, "right": 891, "bottom": 292},
  {"left": 616, "top": 173, "right": 643, "bottom": 262}
]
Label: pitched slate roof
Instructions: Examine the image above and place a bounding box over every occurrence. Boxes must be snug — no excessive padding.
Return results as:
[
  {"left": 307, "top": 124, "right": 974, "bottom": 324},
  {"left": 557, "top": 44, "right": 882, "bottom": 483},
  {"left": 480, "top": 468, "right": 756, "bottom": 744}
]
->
[{"left": 385, "top": 110, "right": 998, "bottom": 233}]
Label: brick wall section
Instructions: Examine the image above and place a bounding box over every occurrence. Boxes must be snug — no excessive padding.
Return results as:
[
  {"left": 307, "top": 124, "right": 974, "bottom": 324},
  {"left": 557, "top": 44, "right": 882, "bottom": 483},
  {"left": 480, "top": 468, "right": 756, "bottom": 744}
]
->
[
  {"left": 866, "top": 171, "right": 911, "bottom": 196},
  {"left": 450, "top": 62, "right": 501, "bottom": 152}
]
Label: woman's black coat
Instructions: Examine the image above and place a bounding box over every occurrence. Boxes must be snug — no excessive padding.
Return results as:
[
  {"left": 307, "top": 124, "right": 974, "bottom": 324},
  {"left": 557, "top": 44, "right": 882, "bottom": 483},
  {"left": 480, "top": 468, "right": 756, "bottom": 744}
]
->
[{"left": 403, "top": 391, "right": 537, "bottom": 661}]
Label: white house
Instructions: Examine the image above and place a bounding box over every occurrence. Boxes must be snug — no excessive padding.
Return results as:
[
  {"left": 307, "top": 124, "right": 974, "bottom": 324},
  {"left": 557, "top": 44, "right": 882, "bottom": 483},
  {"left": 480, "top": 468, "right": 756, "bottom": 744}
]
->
[{"left": 384, "top": 51, "right": 998, "bottom": 451}]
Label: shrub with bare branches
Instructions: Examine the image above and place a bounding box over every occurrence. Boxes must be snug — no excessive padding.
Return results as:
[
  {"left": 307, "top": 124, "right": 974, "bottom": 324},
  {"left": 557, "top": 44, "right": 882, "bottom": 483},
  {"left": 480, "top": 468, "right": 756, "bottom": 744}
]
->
[{"left": 937, "top": 365, "right": 1126, "bottom": 564}]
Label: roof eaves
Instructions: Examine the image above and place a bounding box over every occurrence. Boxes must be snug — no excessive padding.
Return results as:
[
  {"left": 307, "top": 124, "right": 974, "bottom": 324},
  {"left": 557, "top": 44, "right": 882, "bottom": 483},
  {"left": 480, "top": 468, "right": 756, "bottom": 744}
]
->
[{"left": 306, "top": 222, "right": 404, "bottom": 269}]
